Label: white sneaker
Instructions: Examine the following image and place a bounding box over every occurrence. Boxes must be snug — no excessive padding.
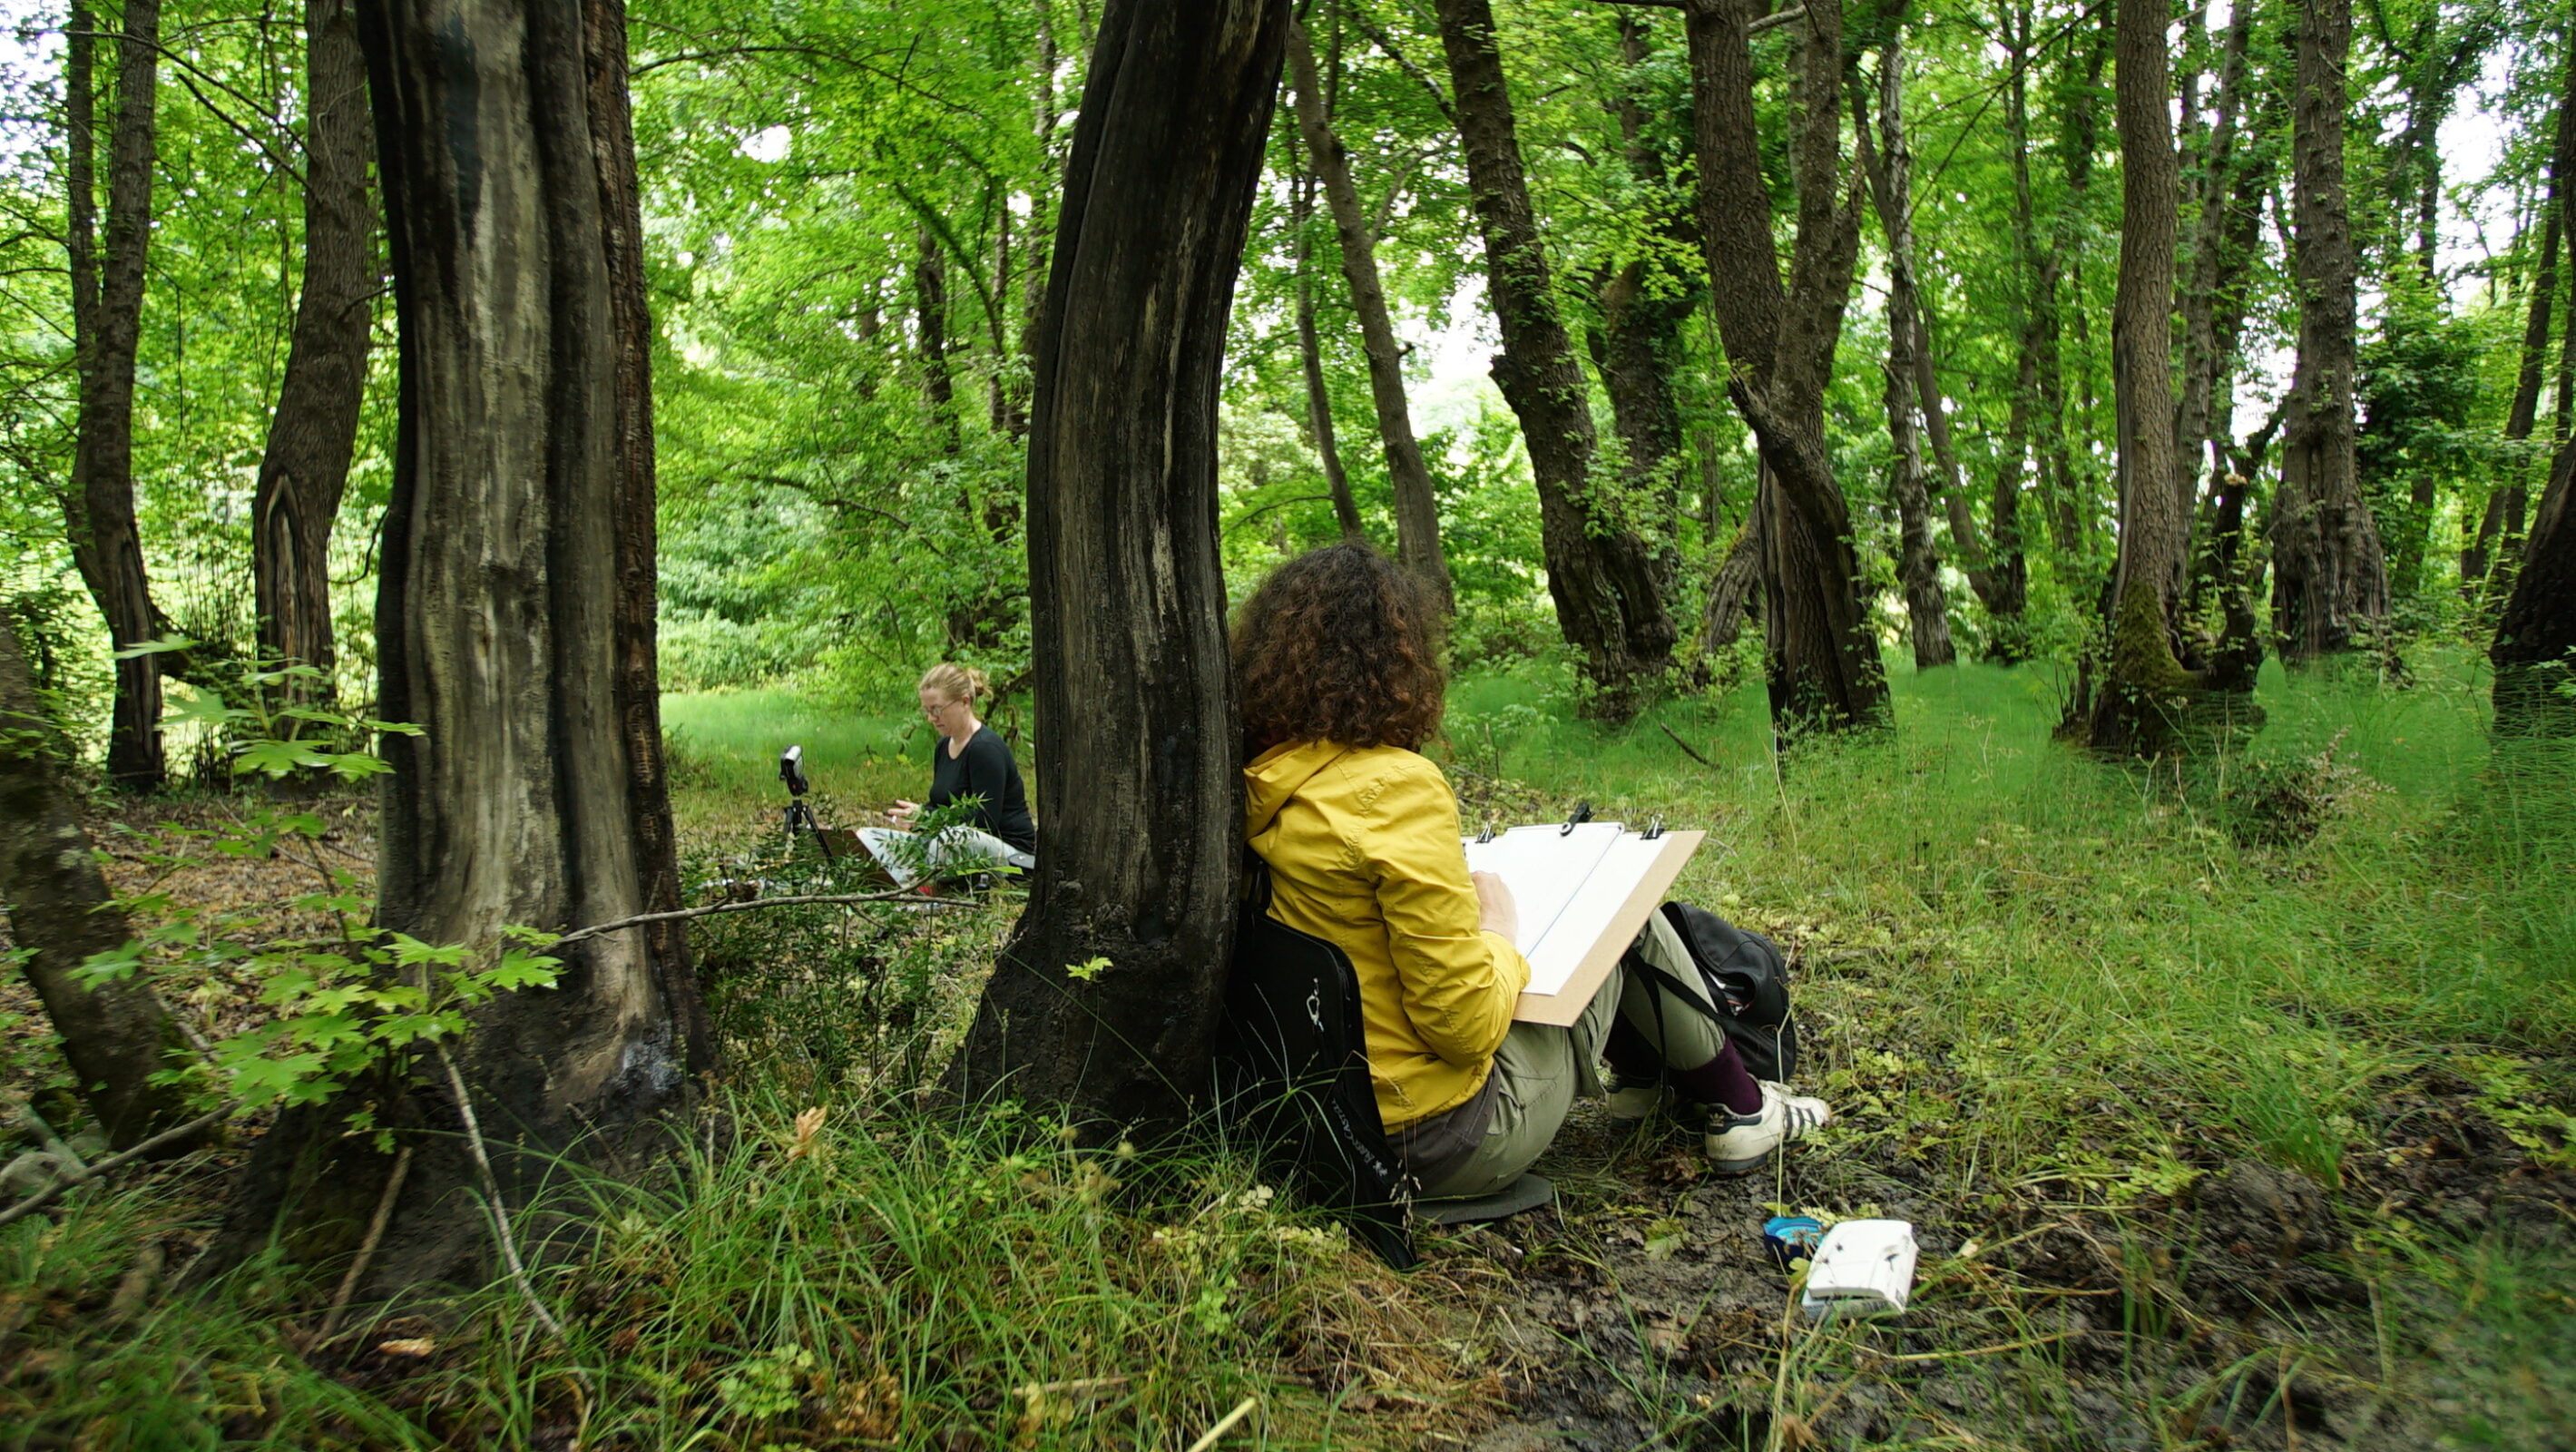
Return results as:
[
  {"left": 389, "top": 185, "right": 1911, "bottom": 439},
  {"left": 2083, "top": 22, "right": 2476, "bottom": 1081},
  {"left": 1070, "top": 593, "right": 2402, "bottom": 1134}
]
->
[
  {"left": 1606, "top": 1081, "right": 1666, "bottom": 1124},
  {"left": 1703, "top": 1082, "right": 1830, "bottom": 1175}
]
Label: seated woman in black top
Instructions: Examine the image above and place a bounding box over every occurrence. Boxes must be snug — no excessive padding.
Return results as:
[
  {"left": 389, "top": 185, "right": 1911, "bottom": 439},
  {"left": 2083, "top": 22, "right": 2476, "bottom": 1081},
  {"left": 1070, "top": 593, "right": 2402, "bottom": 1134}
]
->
[{"left": 859, "top": 662, "right": 1035, "bottom": 886}]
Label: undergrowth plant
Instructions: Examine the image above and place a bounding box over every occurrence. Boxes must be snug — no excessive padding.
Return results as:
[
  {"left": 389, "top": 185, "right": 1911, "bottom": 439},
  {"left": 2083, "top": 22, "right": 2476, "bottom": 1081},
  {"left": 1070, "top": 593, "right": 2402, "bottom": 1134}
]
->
[{"left": 60, "top": 645, "right": 566, "bottom": 1141}]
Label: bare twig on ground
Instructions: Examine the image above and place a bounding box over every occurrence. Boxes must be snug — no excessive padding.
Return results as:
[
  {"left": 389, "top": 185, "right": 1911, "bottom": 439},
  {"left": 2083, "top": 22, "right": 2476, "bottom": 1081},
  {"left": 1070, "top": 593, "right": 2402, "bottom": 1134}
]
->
[
  {"left": 320, "top": 1144, "right": 414, "bottom": 1340},
  {"left": 1657, "top": 721, "right": 1719, "bottom": 770},
  {"left": 551, "top": 890, "right": 984, "bottom": 947},
  {"left": 1183, "top": 1396, "right": 1261, "bottom": 1452},
  {"left": 0, "top": 1105, "right": 233, "bottom": 1230}
]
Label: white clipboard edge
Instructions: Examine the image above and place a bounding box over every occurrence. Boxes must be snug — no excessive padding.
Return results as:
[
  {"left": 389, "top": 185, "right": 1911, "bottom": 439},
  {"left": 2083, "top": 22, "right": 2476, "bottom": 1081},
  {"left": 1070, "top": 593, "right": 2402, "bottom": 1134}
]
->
[{"left": 1510, "top": 829, "right": 1705, "bottom": 1026}]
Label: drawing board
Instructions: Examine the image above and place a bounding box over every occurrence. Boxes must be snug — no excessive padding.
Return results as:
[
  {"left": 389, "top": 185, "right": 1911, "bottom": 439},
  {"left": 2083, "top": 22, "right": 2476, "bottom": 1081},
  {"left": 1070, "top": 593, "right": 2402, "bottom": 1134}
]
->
[{"left": 1464, "top": 823, "right": 1706, "bottom": 1025}]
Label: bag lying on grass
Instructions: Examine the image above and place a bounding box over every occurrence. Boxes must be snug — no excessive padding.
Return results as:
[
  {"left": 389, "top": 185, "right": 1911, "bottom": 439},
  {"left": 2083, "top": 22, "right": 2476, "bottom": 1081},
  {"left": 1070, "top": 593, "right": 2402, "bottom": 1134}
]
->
[{"left": 1624, "top": 902, "right": 1800, "bottom": 1082}]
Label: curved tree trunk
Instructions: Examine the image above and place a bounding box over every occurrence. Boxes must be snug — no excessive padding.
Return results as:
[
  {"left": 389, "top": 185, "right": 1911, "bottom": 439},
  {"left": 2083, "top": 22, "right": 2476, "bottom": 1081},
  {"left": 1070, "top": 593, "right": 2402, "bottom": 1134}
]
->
[
  {"left": 219, "top": 0, "right": 710, "bottom": 1291},
  {"left": 1679, "top": 0, "right": 1882, "bottom": 731},
  {"left": 1286, "top": 15, "right": 1447, "bottom": 600},
  {"left": 62, "top": 0, "right": 167, "bottom": 791},
  {"left": 949, "top": 0, "right": 1285, "bottom": 1132},
  {"left": 1698, "top": 518, "right": 1762, "bottom": 661},
  {"left": 2270, "top": 0, "right": 2387, "bottom": 664},
  {"left": 0, "top": 614, "right": 197, "bottom": 1150},
  {"left": 253, "top": 0, "right": 377, "bottom": 702},
  {"left": 1434, "top": 0, "right": 1674, "bottom": 718}
]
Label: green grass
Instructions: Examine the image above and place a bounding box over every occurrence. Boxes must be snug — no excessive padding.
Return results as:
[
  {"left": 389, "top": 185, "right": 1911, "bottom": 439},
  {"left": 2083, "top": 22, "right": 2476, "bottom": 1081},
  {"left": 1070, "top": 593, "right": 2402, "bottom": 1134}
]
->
[
  {"left": 8, "top": 650, "right": 2570, "bottom": 1448},
  {"left": 661, "top": 687, "right": 937, "bottom": 841},
  {"left": 2, "top": 1076, "right": 1472, "bottom": 1450}
]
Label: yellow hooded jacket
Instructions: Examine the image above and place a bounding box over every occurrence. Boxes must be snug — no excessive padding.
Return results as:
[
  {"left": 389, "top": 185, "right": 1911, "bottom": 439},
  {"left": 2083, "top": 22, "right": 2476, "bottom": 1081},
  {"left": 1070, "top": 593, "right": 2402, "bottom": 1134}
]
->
[{"left": 1243, "top": 740, "right": 1532, "bottom": 1130}]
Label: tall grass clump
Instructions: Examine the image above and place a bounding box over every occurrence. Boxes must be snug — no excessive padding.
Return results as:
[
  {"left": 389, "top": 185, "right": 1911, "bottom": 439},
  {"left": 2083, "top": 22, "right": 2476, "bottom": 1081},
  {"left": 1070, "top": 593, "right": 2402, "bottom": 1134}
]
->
[
  {"left": 1427, "top": 649, "right": 2573, "bottom": 1202},
  {"left": 4, "top": 898, "right": 1487, "bottom": 1451}
]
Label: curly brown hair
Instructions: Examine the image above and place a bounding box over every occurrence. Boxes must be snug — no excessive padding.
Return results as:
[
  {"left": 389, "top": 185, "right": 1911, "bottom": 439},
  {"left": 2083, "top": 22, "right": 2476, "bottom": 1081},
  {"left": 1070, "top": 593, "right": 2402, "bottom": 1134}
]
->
[{"left": 1233, "top": 544, "right": 1445, "bottom": 755}]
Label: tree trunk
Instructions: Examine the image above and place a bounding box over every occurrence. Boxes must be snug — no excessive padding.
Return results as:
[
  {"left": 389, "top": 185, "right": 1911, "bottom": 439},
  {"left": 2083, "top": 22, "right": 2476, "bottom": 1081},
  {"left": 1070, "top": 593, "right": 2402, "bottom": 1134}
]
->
[
  {"left": 1986, "top": 0, "right": 2044, "bottom": 662},
  {"left": 2495, "top": 445, "right": 2576, "bottom": 735},
  {"left": 1590, "top": 13, "right": 1697, "bottom": 596},
  {"left": 1881, "top": 306, "right": 1954, "bottom": 670},
  {"left": 2081, "top": 0, "right": 2218, "bottom": 753},
  {"left": 0, "top": 614, "right": 197, "bottom": 1150},
  {"left": 2473, "top": 207, "right": 2560, "bottom": 592},
  {"left": 2174, "top": 0, "right": 2253, "bottom": 499},
  {"left": 1863, "top": 34, "right": 1998, "bottom": 624},
  {"left": 949, "top": 0, "right": 1285, "bottom": 1132},
  {"left": 1285, "top": 158, "right": 1366, "bottom": 542},
  {"left": 1434, "top": 0, "right": 1673, "bottom": 717},
  {"left": 1859, "top": 38, "right": 1954, "bottom": 670},
  {"left": 253, "top": 0, "right": 376, "bottom": 701},
  {"left": 1285, "top": 15, "right": 1448, "bottom": 601},
  {"left": 2035, "top": 24, "right": 2109, "bottom": 558},
  {"left": 2471, "top": 45, "right": 2575, "bottom": 594},
  {"left": 62, "top": 0, "right": 167, "bottom": 790},
  {"left": 916, "top": 224, "right": 960, "bottom": 452},
  {"left": 1678, "top": 0, "right": 1883, "bottom": 731},
  {"left": 219, "top": 0, "right": 710, "bottom": 1290},
  {"left": 2270, "top": 0, "right": 2388, "bottom": 663},
  {"left": 1698, "top": 519, "right": 1761, "bottom": 661}
]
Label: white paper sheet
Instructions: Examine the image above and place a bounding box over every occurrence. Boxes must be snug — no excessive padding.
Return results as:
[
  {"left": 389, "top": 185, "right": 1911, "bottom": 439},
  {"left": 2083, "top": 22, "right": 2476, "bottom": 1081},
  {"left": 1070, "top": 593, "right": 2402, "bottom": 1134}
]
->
[{"left": 1463, "top": 821, "right": 1660, "bottom": 997}]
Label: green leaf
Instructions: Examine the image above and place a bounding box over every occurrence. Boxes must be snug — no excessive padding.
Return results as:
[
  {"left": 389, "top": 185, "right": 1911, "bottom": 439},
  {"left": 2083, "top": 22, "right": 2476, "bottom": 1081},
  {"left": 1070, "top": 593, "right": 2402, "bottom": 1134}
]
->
[
  {"left": 112, "top": 634, "right": 197, "bottom": 662},
  {"left": 232, "top": 739, "right": 333, "bottom": 778},
  {"left": 73, "top": 940, "right": 147, "bottom": 986}
]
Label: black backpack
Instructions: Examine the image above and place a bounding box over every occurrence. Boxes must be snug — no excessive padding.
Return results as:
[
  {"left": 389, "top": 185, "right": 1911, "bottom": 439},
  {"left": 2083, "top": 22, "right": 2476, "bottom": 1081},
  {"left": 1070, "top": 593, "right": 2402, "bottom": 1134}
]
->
[
  {"left": 1621, "top": 901, "right": 1800, "bottom": 1082},
  {"left": 1211, "top": 854, "right": 1419, "bottom": 1270}
]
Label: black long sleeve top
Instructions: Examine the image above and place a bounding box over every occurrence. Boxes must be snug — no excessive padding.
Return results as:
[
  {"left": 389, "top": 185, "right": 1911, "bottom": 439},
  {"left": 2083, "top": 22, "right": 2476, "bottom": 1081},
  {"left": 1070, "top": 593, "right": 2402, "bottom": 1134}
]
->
[{"left": 926, "top": 726, "right": 1036, "bottom": 854}]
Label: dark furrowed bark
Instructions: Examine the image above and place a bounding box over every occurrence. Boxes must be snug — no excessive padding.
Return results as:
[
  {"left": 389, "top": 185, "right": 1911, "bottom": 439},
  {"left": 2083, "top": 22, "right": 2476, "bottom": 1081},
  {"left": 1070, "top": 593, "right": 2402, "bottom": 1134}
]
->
[
  {"left": 216, "top": 0, "right": 709, "bottom": 1293},
  {"left": 1678, "top": 0, "right": 1883, "bottom": 731},
  {"left": 947, "top": 0, "right": 1286, "bottom": 1133},
  {"left": 0, "top": 615, "right": 199, "bottom": 1150},
  {"left": 1698, "top": 519, "right": 1761, "bottom": 662},
  {"left": 63, "top": 0, "right": 167, "bottom": 790},
  {"left": 1286, "top": 15, "right": 1447, "bottom": 597},
  {"left": 254, "top": 0, "right": 376, "bottom": 704},
  {"left": 1435, "top": 0, "right": 1673, "bottom": 716},
  {"left": 2271, "top": 0, "right": 2388, "bottom": 663}
]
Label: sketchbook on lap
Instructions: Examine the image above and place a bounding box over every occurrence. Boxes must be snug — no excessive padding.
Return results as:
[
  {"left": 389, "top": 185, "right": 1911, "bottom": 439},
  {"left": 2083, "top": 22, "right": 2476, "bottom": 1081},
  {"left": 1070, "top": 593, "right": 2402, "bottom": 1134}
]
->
[{"left": 1464, "top": 822, "right": 1706, "bottom": 1026}]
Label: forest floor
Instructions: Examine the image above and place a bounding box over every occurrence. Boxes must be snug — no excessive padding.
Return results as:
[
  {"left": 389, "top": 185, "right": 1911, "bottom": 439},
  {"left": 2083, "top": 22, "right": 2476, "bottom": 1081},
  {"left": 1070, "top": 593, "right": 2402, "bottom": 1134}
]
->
[{"left": 4, "top": 651, "right": 2571, "bottom": 1450}]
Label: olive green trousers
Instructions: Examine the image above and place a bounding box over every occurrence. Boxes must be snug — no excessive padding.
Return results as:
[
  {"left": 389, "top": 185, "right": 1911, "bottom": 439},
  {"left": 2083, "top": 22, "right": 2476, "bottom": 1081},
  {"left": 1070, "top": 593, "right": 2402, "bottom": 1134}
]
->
[{"left": 1417, "top": 909, "right": 1728, "bottom": 1200}]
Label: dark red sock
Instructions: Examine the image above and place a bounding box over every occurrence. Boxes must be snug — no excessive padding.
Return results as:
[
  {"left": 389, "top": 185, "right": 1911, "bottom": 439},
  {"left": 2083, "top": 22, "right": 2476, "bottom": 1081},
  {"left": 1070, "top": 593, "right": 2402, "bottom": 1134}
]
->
[{"left": 1670, "top": 1038, "right": 1761, "bottom": 1116}]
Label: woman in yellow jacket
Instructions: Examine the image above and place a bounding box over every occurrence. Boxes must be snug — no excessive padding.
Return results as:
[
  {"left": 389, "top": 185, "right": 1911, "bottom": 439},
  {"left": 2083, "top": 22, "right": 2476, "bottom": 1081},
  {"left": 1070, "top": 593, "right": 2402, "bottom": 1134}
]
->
[{"left": 1236, "top": 544, "right": 1829, "bottom": 1198}]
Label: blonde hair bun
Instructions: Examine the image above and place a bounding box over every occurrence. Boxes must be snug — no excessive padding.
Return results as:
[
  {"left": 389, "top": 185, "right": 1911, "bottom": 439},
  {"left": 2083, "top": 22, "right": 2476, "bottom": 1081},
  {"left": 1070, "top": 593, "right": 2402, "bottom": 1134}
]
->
[{"left": 919, "top": 662, "right": 990, "bottom": 702}]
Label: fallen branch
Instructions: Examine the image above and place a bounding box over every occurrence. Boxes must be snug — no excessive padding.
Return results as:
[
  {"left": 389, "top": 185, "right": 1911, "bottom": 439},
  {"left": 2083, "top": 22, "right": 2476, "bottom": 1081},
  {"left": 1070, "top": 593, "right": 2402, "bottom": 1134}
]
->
[
  {"left": 1657, "top": 720, "right": 1719, "bottom": 770},
  {"left": 552, "top": 890, "right": 985, "bottom": 947},
  {"left": 320, "top": 1144, "right": 414, "bottom": 1339},
  {"left": 1183, "top": 1396, "right": 1260, "bottom": 1452},
  {"left": 0, "top": 1105, "right": 233, "bottom": 1230}
]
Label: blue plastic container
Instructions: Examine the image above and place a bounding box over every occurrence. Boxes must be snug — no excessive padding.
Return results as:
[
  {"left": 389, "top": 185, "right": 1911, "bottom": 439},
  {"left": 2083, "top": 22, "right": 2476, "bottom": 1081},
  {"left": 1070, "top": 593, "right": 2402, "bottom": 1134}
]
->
[{"left": 1762, "top": 1214, "right": 1826, "bottom": 1269}]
